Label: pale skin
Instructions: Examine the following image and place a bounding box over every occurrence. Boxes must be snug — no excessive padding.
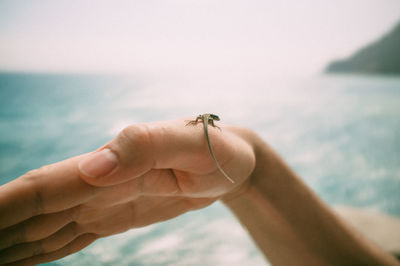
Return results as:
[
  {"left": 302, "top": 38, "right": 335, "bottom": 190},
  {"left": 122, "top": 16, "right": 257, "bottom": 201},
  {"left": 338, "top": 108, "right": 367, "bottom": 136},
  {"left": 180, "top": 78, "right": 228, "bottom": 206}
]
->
[{"left": 0, "top": 118, "right": 398, "bottom": 265}]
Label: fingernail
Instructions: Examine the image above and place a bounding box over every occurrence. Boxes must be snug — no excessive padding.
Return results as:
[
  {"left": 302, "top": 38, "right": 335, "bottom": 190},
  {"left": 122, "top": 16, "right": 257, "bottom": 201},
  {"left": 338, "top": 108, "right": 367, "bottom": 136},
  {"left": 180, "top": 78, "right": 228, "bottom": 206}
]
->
[{"left": 79, "top": 149, "right": 118, "bottom": 178}]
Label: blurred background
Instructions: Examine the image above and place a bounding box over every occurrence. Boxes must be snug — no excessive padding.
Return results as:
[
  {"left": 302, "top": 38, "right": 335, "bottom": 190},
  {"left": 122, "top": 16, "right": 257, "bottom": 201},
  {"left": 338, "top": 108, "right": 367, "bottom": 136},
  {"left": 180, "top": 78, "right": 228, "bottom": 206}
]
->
[{"left": 1, "top": 0, "right": 400, "bottom": 265}]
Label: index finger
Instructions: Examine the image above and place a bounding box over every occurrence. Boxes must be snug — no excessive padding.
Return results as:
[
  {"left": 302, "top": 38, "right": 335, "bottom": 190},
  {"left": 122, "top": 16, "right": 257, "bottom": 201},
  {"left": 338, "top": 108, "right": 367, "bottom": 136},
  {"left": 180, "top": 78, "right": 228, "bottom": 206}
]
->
[{"left": 0, "top": 155, "right": 96, "bottom": 230}]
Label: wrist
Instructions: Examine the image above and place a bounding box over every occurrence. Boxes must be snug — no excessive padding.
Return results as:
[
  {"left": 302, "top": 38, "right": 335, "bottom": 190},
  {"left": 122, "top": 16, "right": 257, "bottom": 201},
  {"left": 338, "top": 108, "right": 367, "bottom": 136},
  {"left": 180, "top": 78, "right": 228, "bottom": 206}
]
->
[{"left": 221, "top": 128, "right": 273, "bottom": 205}]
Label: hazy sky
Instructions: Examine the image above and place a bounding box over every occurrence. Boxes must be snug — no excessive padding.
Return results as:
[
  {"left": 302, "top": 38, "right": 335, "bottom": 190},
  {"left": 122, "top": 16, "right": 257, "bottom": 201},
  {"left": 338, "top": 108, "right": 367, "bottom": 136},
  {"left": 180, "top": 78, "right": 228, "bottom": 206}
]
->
[{"left": 1, "top": 0, "right": 400, "bottom": 76}]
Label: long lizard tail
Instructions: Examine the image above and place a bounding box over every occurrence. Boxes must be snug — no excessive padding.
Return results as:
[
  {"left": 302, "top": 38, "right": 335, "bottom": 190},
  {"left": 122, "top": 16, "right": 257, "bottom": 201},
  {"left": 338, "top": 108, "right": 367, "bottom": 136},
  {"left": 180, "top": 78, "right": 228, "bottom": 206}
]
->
[{"left": 205, "top": 129, "right": 235, "bottom": 184}]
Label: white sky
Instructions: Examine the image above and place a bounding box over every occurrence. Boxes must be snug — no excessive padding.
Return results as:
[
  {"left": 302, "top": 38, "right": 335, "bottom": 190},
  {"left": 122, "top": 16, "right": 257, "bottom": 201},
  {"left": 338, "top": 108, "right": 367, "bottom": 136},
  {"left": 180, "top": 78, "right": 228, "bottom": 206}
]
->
[{"left": 0, "top": 0, "right": 399, "bottom": 77}]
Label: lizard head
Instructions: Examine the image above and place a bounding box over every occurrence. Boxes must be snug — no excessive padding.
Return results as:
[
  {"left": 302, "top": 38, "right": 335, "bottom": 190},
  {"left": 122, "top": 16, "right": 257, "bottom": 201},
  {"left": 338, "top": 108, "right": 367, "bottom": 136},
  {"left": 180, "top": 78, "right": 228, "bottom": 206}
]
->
[{"left": 209, "top": 114, "right": 220, "bottom": 121}]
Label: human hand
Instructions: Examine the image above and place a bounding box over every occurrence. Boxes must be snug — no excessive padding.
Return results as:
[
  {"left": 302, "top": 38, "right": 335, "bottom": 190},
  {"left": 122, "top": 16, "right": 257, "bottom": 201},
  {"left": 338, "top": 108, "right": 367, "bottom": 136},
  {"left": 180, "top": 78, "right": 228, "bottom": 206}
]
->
[{"left": 0, "top": 118, "right": 256, "bottom": 265}]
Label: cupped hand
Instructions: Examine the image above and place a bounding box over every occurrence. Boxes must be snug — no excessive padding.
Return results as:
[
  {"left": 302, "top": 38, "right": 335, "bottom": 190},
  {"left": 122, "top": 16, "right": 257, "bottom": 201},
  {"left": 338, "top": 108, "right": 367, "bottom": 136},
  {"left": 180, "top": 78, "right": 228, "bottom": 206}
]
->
[{"left": 0, "top": 118, "right": 256, "bottom": 265}]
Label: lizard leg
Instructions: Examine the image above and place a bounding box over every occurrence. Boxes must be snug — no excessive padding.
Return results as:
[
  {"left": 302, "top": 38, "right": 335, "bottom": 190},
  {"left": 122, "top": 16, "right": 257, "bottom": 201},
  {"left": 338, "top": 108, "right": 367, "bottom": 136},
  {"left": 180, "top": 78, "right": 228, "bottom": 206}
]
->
[
  {"left": 185, "top": 116, "right": 202, "bottom": 126},
  {"left": 209, "top": 119, "right": 221, "bottom": 130}
]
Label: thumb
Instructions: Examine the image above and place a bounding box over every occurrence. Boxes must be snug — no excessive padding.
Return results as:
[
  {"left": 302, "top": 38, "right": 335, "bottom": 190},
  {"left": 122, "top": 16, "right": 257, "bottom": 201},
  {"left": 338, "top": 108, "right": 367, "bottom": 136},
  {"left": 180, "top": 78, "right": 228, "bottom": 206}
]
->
[{"left": 78, "top": 119, "right": 198, "bottom": 187}]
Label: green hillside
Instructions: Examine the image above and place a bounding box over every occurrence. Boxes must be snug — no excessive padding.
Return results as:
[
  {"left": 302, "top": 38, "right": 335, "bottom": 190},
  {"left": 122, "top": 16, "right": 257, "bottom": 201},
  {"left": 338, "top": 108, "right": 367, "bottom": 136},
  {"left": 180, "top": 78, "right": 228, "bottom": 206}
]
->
[{"left": 326, "top": 22, "right": 400, "bottom": 74}]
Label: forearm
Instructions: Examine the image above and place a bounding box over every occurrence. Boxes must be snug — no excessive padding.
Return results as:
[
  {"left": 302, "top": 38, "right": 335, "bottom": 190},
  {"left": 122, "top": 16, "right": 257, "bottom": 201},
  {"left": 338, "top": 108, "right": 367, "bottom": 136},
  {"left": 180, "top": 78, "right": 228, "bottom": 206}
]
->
[{"left": 222, "top": 133, "right": 399, "bottom": 266}]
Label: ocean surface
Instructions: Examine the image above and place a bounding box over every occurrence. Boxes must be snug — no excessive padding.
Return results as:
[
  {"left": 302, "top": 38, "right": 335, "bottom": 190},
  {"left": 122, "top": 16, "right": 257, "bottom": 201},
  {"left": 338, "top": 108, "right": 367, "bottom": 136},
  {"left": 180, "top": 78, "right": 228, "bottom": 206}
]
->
[{"left": 0, "top": 72, "right": 399, "bottom": 265}]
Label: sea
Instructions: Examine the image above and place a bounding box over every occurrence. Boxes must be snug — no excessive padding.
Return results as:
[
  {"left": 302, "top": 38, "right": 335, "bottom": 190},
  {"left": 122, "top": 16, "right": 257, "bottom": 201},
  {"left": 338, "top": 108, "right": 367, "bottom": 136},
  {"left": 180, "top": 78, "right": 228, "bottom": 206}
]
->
[{"left": 0, "top": 72, "right": 399, "bottom": 265}]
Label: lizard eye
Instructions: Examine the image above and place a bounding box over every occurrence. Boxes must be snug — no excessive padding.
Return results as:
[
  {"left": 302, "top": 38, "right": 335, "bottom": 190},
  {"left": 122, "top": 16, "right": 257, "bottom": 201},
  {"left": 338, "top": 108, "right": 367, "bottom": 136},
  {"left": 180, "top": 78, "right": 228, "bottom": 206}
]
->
[{"left": 211, "top": 114, "right": 220, "bottom": 120}]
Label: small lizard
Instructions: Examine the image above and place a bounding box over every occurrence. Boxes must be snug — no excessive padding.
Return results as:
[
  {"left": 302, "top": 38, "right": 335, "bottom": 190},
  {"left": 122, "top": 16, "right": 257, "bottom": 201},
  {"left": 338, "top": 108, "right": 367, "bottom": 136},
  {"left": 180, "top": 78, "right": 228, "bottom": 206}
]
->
[{"left": 186, "top": 114, "right": 235, "bottom": 183}]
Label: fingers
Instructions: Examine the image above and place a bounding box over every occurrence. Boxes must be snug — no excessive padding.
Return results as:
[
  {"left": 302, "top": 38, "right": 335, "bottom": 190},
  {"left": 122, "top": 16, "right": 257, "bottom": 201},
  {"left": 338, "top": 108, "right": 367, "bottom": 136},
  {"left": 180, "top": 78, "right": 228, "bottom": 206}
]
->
[
  {"left": 0, "top": 168, "right": 181, "bottom": 252},
  {"left": 0, "top": 155, "right": 97, "bottom": 230},
  {"left": 0, "top": 196, "right": 213, "bottom": 265},
  {"left": 78, "top": 118, "right": 212, "bottom": 187},
  {"left": 0, "top": 208, "right": 77, "bottom": 250},
  {"left": 0, "top": 195, "right": 216, "bottom": 265},
  {"left": 3, "top": 233, "right": 97, "bottom": 266},
  {"left": 0, "top": 222, "right": 83, "bottom": 264}
]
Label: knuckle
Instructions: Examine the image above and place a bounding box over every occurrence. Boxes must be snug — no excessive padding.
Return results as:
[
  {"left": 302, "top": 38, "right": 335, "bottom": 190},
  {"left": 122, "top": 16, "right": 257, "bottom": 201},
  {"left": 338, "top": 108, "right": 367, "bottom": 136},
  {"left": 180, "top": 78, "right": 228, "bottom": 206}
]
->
[
  {"left": 32, "top": 188, "right": 44, "bottom": 215},
  {"left": 31, "top": 241, "right": 45, "bottom": 256},
  {"left": 119, "top": 124, "right": 152, "bottom": 149},
  {"left": 22, "top": 169, "right": 48, "bottom": 215},
  {"left": 68, "top": 206, "right": 81, "bottom": 222},
  {"left": 116, "top": 124, "right": 155, "bottom": 171},
  {"left": 24, "top": 164, "right": 53, "bottom": 179},
  {"left": 23, "top": 168, "right": 41, "bottom": 181}
]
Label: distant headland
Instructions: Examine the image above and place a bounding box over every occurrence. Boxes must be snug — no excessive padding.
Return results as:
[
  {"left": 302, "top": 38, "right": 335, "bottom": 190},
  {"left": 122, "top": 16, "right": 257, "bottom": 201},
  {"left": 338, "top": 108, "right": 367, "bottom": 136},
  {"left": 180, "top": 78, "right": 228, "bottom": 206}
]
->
[{"left": 325, "top": 21, "right": 400, "bottom": 74}]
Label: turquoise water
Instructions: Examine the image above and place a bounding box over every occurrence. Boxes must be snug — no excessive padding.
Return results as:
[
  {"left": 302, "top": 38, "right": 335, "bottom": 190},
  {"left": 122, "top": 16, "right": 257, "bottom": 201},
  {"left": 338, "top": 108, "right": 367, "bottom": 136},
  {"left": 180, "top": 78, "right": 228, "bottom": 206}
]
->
[{"left": 1, "top": 72, "right": 400, "bottom": 265}]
